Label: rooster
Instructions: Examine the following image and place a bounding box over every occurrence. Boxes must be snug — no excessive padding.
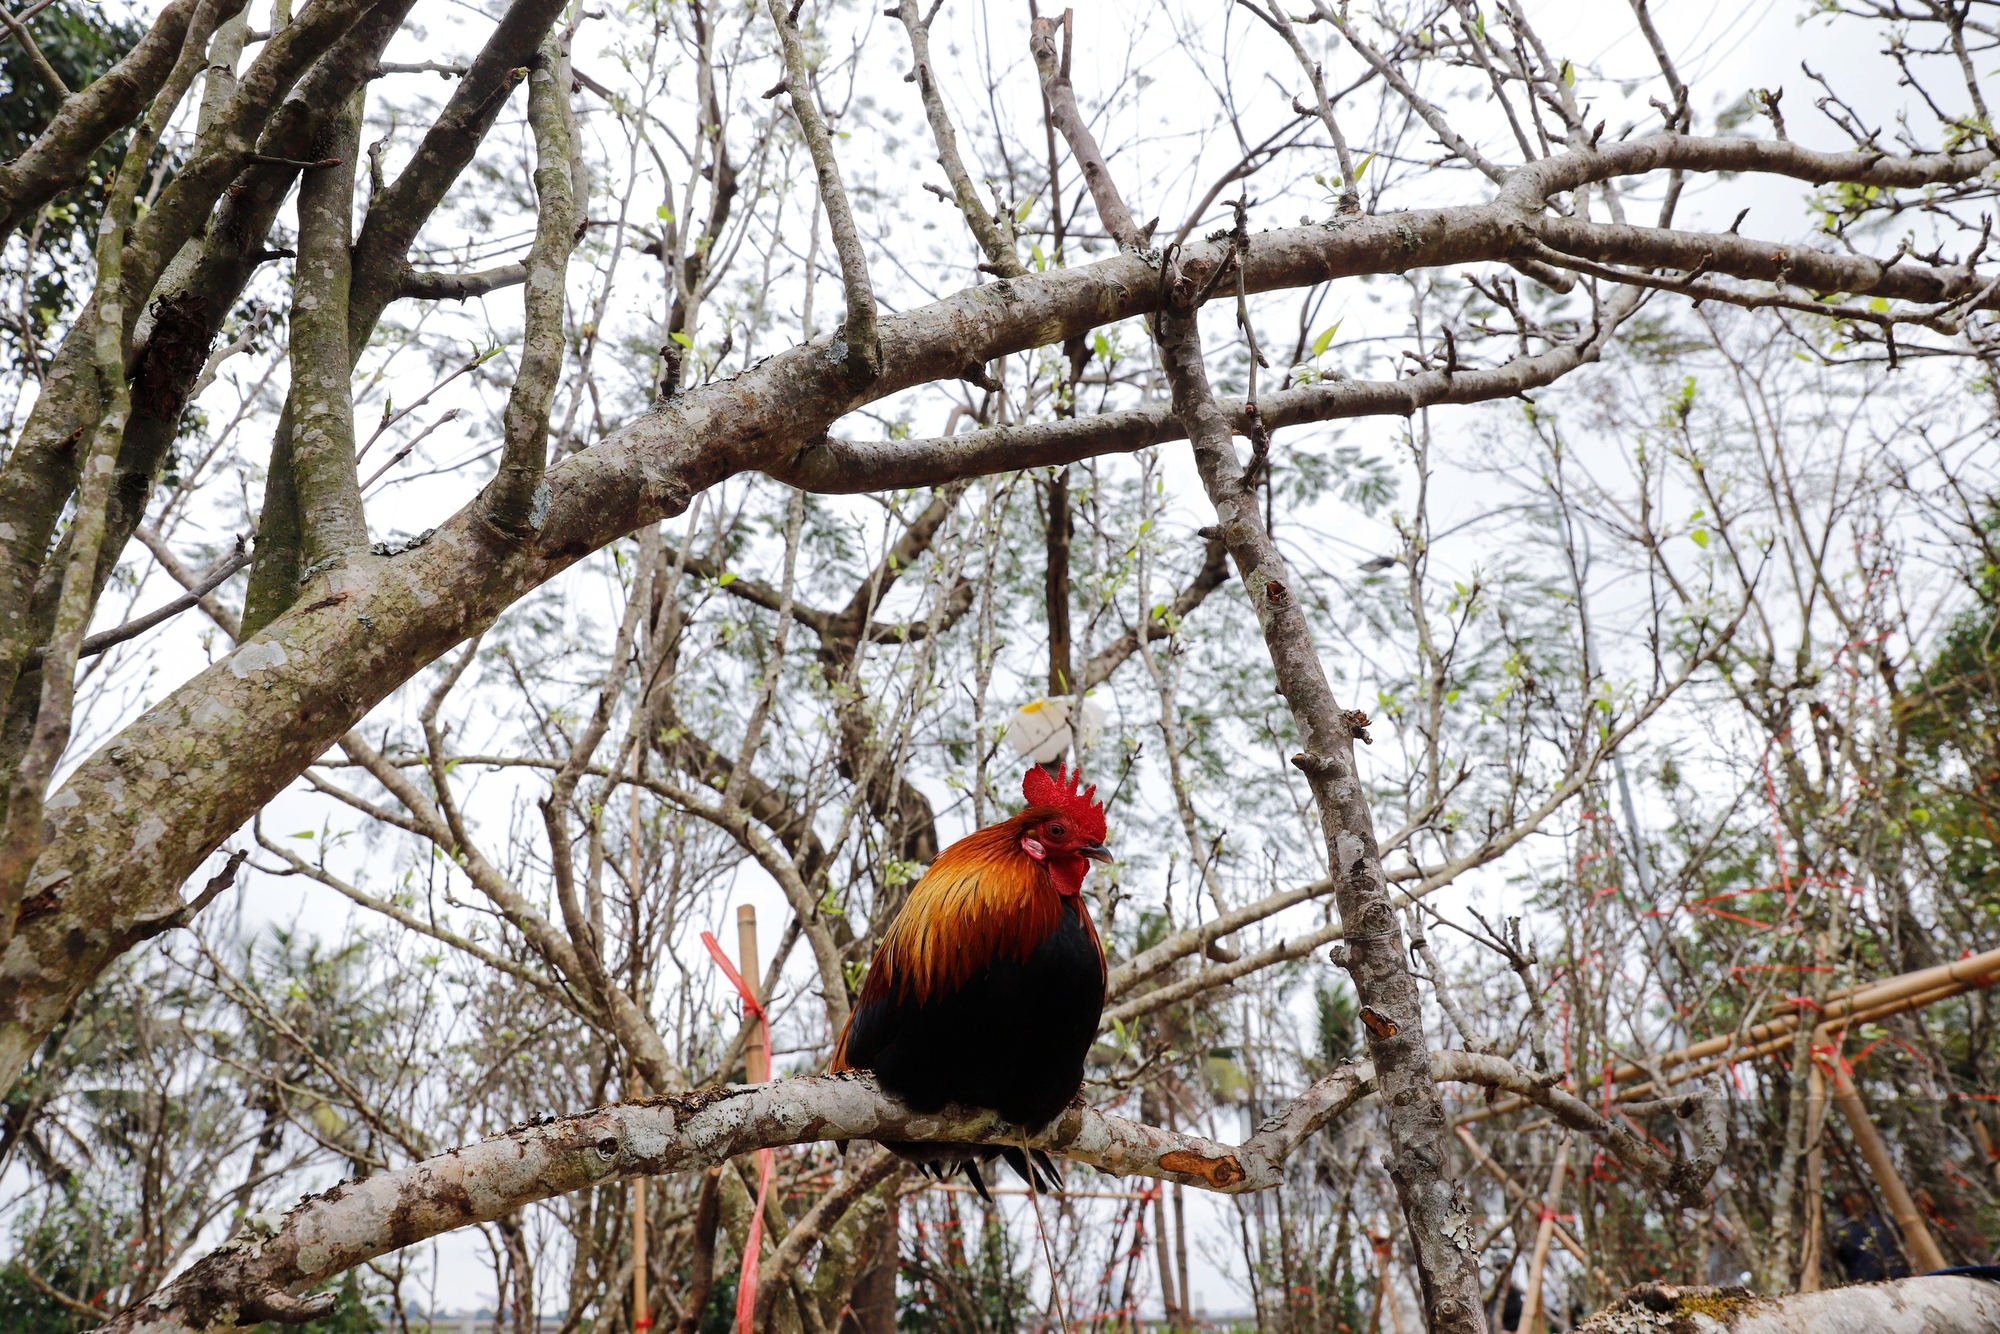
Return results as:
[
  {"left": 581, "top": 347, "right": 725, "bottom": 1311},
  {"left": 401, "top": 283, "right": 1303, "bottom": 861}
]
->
[{"left": 831, "top": 763, "right": 1111, "bottom": 1198}]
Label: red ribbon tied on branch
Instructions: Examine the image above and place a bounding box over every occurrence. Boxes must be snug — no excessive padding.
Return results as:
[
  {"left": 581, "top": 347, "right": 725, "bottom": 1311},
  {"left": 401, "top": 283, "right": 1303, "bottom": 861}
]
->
[{"left": 702, "top": 930, "right": 775, "bottom": 1334}]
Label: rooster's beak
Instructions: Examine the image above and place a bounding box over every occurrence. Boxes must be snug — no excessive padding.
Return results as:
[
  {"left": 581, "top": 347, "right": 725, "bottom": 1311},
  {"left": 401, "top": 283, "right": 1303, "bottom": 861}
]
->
[{"left": 1080, "top": 842, "right": 1114, "bottom": 864}]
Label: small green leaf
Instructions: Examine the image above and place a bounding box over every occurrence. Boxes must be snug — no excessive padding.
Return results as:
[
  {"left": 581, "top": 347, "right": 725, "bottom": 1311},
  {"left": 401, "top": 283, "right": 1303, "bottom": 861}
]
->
[
  {"left": 1016, "top": 197, "right": 1035, "bottom": 222},
  {"left": 291, "top": 830, "right": 315, "bottom": 839},
  {"left": 1869, "top": 296, "right": 1890, "bottom": 313},
  {"left": 1353, "top": 153, "right": 1375, "bottom": 182},
  {"left": 1690, "top": 529, "right": 1709, "bottom": 548},
  {"left": 670, "top": 331, "right": 694, "bottom": 348},
  {"left": 1311, "top": 320, "right": 1342, "bottom": 357},
  {"left": 717, "top": 571, "right": 738, "bottom": 586}
]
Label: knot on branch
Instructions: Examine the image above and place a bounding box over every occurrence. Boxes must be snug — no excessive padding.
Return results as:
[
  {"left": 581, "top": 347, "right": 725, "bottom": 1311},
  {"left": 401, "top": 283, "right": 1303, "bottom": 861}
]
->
[
  {"left": 1291, "top": 750, "right": 1340, "bottom": 777},
  {"left": 829, "top": 322, "right": 883, "bottom": 387},
  {"left": 957, "top": 360, "right": 1000, "bottom": 392},
  {"left": 240, "top": 1288, "right": 341, "bottom": 1325},
  {"left": 1358, "top": 1005, "right": 1400, "bottom": 1039}
]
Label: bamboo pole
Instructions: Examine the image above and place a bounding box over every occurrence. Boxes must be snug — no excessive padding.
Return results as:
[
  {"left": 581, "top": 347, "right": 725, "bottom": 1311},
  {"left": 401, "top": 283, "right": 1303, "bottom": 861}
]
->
[
  {"left": 1453, "top": 1126, "right": 1602, "bottom": 1279},
  {"left": 1461, "top": 944, "right": 2000, "bottom": 1125},
  {"left": 632, "top": 764, "right": 651, "bottom": 1333},
  {"left": 1658, "top": 979, "right": 1970, "bottom": 1091},
  {"left": 1799, "top": 1061, "right": 1826, "bottom": 1293},
  {"left": 1829, "top": 1052, "right": 1947, "bottom": 1273},
  {"left": 1151, "top": 1184, "right": 1178, "bottom": 1328},
  {"left": 738, "top": 904, "right": 766, "bottom": 1082},
  {"left": 1367, "top": 1229, "right": 1389, "bottom": 1334},
  {"left": 1172, "top": 1181, "right": 1189, "bottom": 1330},
  {"left": 1519, "top": 1136, "right": 1571, "bottom": 1334},
  {"left": 633, "top": 1166, "right": 649, "bottom": 1332}
]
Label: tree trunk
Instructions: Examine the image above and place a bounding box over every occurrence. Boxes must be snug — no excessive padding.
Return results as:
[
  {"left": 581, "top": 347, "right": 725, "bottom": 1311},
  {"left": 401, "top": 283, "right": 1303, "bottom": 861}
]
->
[
  {"left": 836, "top": 1191, "right": 898, "bottom": 1334},
  {"left": 1154, "top": 299, "right": 1483, "bottom": 1334}
]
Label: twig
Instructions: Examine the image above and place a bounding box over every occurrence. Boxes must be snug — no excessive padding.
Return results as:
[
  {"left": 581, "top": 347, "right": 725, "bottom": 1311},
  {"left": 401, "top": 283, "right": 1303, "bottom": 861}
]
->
[
  {"left": 0, "top": 2, "right": 67, "bottom": 96},
  {"left": 22, "top": 540, "right": 252, "bottom": 670},
  {"left": 768, "top": 0, "right": 879, "bottom": 381}
]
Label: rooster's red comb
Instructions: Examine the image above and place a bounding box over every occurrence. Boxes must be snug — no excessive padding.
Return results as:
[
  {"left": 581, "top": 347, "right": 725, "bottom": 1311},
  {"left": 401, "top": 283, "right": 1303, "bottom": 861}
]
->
[{"left": 1022, "top": 762, "right": 1107, "bottom": 843}]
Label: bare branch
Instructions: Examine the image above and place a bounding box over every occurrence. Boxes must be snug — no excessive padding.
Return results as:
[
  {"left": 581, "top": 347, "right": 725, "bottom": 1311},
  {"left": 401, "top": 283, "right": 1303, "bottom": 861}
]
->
[
  {"left": 767, "top": 0, "right": 878, "bottom": 382},
  {"left": 1029, "top": 11, "right": 1143, "bottom": 250},
  {"left": 396, "top": 262, "right": 530, "bottom": 301},
  {"left": 894, "top": 0, "right": 1024, "bottom": 276},
  {"left": 479, "top": 28, "right": 578, "bottom": 540}
]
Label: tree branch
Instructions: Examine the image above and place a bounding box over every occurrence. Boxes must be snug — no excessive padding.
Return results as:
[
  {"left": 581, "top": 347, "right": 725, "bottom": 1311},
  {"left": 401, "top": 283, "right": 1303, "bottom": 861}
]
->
[
  {"left": 94, "top": 1069, "right": 1372, "bottom": 1334},
  {"left": 773, "top": 320, "right": 1625, "bottom": 493},
  {"left": 1575, "top": 1278, "right": 2000, "bottom": 1334},
  {"left": 752, "top": 1147, "right": 901, "bottom": 1331},
  {"left": 1081, "top": 536, "right": 1228, "bottom": 689},
  {"left": 0, "top": 0, "right": 227, "bottom": 239},
  {"left": 894, "top": 0, "right": 1023, "bottom": 276},
  {"left": 396, "top": 262, "right": 530, "bottom": 302},
  {"left": 767, "top": 0, "right": 877, "bottom": 383},
  {"left": 478, "top": 29, "right": 576, "bottom": 540},
  {"left": 11, "top": 129, "right": 1991, "bottom": 1102},
  {"left": 20, "top": 541, "right": 250, "bottom": 670},
  {"left": 96, "top": 1048, "right": 1725, "bottom": 1334},
  {"left": 1029, "top": 11, "right": 1143, "bottom": 250},
  {"left": 288, "top": 91, "right": 370, "bottom": 575}
]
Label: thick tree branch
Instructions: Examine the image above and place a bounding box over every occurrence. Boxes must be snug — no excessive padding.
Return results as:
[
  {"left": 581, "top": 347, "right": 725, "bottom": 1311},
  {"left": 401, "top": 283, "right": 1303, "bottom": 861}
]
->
[
  {"left": 349, "top": 0, "right": 566, "bottom": 338},
  {"left": 118, "top": 0, "right": 382, "bottom": 333},
  {"left": 479, "top": 29, "right": 576, "bottom": 539},
  {"left": 774, "top": 317, "right": 1626, "bottom": 493},
  {"left": 289, "top": 93, "right": 370, "bottom": 576},
  {"left": 1575, "top": 1278, "right": 2000, "bottom": 1334},
  {"left": 0, "top": 0, "right": 218, "bottom": 951},
  {"left": 1154, "top": 284, "right": 1484, "bottom": 1331}
]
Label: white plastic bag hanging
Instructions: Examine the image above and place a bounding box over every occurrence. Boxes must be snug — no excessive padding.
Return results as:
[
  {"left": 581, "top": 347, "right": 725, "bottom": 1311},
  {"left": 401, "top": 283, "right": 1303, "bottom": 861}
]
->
[{"left": 1004, "top": 696, "right": 1104, "bottom": 764}]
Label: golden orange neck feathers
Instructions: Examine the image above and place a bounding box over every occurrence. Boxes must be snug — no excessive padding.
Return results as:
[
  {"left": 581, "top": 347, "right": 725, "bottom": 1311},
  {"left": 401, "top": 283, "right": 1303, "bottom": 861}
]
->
[{"left": 861, "top": 812, "right": 1100, "bottom": 1007}]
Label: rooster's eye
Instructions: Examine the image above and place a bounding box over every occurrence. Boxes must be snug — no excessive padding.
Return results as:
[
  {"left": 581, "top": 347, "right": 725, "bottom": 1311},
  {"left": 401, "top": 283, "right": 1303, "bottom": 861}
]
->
[{"left": 1048, "top": 823, "right": 1067, "bottom": 840}]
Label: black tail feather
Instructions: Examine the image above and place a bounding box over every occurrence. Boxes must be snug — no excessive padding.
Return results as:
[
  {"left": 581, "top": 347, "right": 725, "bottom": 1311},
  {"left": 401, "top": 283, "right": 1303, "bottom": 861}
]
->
[
  {"left": 961, "top": 1158, "right": 993, "bottom": 1202},
  {"left": 877, "top": 1139, "right": 1062, "bottom": 1197},
  {"left": 997, "top": 1146, "right": 1064, "bottom": 1194}
]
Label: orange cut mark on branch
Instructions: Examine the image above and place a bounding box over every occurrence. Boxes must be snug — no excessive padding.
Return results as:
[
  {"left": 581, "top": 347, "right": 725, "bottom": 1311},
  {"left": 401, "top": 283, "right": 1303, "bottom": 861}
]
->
[{"left": 1158, "top": 1149, "right": 1247, "bottom": 1188}]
